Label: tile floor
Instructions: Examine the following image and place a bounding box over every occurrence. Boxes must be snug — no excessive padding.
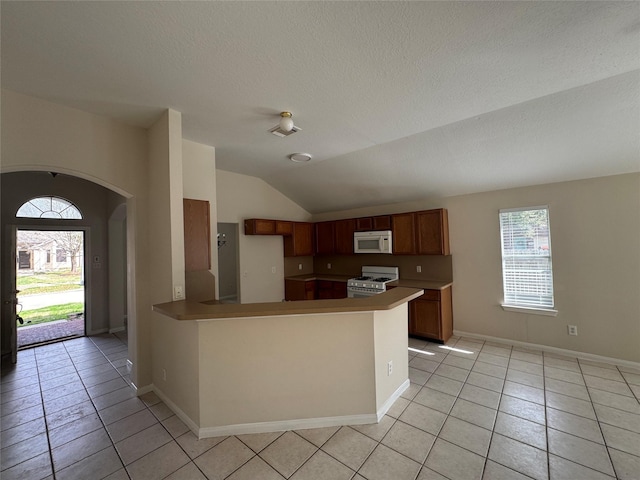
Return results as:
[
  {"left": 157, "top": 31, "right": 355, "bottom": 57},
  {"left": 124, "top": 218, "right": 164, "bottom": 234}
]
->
[{"left": 1, "top": 333, "right": 640, "bottom": 480}]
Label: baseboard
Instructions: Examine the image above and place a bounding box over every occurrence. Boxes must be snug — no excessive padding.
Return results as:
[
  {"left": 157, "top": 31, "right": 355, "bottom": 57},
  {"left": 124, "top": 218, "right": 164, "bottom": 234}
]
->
[
  {"left": 454, "top": 330, "right": 640, "bottom": 370},
  {"left": 87, "top": 328, "right": 109, "bottom": 335},
  {"left": 147, "top": 380, "right": 409, "bottom": 439},
  {"left": 109, "top": 326, "right": 125, "bottom": 333},
  {"left": 152, "top": 386, "right": 205, "bottom": 437},
  {"left": 197, "top": 413, "right": 379, "bottom": 439},
  {"left": 126, "top": 359, "right": 132, "bottom": 375},
  {"left": 377, "top": 379, "right": 410, "bottom": 422},
  {"left": 130, "top": 381, "right": 153, "bottom": 396}
]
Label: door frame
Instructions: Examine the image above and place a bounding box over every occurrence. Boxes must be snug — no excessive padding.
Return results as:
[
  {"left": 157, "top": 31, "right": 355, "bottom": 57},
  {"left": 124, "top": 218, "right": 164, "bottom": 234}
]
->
[{"left": 12, "top": 225, "right": 90, "bottom": 352}]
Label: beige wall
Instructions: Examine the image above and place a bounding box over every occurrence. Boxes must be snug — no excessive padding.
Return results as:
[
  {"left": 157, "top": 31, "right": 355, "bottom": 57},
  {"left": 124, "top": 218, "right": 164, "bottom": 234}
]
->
[
  {"left": 314, "top": 173, "right": 640, "bottom": 362},
  {"left": 444, "top": 174, "right": 640, "bottom": 362},
  {"left": 198, "top": 313, "right": 376, "bottom": 429},
  {"left": 0, "top": 90, "right": 154, "bottom": 385},
  {"left": 182, "top": 140, "right": 218, "bottom": 297},
  {"left": 216, "top": 169, "right": 312, "bottom": 303},
  {"left": 373, "top": 305, "right": 409, "bottom": 411}
]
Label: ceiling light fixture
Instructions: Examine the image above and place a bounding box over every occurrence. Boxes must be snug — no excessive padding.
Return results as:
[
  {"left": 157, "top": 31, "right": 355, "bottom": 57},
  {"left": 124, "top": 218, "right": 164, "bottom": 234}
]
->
[
  {"left": 269, "top": 111, "right": 301, "bottom": 137},
  {"left": 288, "top": 153, "right": 312, "bottom": 163},
  {"left": 279, "top": 112, "right": 294, "bottom": 132}
]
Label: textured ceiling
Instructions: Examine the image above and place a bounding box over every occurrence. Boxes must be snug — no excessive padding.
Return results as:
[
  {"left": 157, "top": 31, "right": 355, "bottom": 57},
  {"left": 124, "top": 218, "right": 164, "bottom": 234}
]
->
[{"left": 2, "top": 1, "right": 639, "bottom": 213}]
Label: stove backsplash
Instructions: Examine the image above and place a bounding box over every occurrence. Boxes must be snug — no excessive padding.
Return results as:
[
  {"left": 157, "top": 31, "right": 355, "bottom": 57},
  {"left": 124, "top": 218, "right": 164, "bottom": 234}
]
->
[{"left": 311, "top": 254, "right": 452, "bottom": 282}]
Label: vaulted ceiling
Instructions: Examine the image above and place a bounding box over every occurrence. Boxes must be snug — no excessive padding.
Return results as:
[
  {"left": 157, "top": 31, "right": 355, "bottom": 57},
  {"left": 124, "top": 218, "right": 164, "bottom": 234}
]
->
[{"left": 2, "top": 1, "right": 639, "bottom": 213}]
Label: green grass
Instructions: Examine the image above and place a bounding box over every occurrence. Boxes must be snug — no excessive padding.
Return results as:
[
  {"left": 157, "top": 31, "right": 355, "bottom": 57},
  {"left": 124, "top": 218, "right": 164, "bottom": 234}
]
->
[
  {"left": 17, "top": 270, "right": 83, "bottom": 296},
  {"left": 18, "top": 302, "right": 84, "bottom": 327}
]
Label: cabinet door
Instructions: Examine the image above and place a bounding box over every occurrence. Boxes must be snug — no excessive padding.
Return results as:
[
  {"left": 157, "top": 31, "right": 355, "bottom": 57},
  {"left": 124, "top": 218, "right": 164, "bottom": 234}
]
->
[
  {"left": 332, "top": 281, "right": 347, "bottom": 299},
  {"left": 355, "top": 217, "right": 373, "bottom": 231},
  {"left": 244, "top": 218, "right": 276, "bottom": 235},
  {"left": 416, "top": 209, "right": 450, "bottom": 255},
  {"left": 335, "top": 219, "right": 356, "bottom": 255},
  {"left": 315, "top": 221, "right": 335, "bottom": 255},
  {"left": 305, "top": 280, "right": 316, "bottom": 300},
  {"left": 285, "top": 222, "right": 314, "bottom": 257},
  {"left": 409, "top": 299, "right": 441, "bottom": 340},
  {"left": 317, "top": 280, "right": 333, "bottom": 299},
  {"left": 184, "top": 199, "right": 211, "bottom": 271},
  {"left": 276, "top": 220, "right": 293, "bottom": 236},
  {"left": 392, "top": 213, "right": 416, "bottom": 254},
  {"left": 372, "top": 215, "right": 392, "bottom": 230}
]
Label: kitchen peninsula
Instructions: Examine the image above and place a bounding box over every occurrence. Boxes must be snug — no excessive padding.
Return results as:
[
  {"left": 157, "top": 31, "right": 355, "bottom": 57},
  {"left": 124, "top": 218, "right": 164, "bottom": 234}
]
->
[{"left": 152, "top": 287, "right": 423, "bottom": 438}]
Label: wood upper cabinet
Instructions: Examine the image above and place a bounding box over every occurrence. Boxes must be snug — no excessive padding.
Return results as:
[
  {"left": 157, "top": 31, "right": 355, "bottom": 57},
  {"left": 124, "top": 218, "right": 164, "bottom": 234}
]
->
[
  {"left": 392, "top": 213, "right": 416, "bottom": 254},
  {"left": 315, "top": 221, "right": 335, "bottom": 255},
  {"left": 408, "top": 286, "right": 453, "bottom": 343},
  {"left": 416, "top": 209, "right": 450, "bottom": 255},
  {"left": 334, "top": 218, "right": 356, "bottom": 255},
  {"left": 284, "top": 222, "right": 314, "bottom": 257},
  {"left": 276, "top": 220, "right": 293, "bottom": 236},
  {"left": 244, "top": 218, "right": 276, "bottom": 235},
  {"left": 355, "top": 215, "right": 391, "bottom": 231},
  {"left": 184, "top": 198, "right": 211, "bottom": 271}
]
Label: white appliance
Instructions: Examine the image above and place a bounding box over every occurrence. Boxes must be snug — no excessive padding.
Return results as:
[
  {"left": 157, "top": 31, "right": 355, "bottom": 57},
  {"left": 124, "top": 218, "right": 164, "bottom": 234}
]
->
[
  {"left": 354, "top": 230, "right": 393, "bottom": 254},
  {"left": 347, "top": 266, "right": 399, "bottom": 298}
]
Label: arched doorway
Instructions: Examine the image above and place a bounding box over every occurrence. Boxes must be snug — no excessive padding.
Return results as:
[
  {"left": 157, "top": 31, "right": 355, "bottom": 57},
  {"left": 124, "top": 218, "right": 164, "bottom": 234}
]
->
[{"left": 1, "top": 172, "right": 129, "bottom": 362}]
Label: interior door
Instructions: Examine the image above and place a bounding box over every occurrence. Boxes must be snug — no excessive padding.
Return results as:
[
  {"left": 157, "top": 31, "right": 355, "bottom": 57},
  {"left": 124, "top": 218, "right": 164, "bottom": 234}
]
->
[{"left": 2, "top": 225, "right": 18, "bottom": 363}]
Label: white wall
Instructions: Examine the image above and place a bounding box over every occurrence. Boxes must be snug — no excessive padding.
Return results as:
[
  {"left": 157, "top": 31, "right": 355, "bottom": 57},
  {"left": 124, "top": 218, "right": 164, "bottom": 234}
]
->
[{"left": 216, "top": 170, "right": 312, "bottom": 303}]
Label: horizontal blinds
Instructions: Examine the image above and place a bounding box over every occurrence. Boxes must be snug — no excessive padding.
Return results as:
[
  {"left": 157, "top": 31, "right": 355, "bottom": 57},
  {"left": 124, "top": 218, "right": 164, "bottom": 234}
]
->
[{"left": 500, "top": 207, "right": 554, "bottom": 308}]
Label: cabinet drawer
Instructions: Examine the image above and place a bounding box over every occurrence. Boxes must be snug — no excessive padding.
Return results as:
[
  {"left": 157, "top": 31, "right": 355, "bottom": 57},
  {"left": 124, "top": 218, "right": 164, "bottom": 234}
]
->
[{"left": 420, "top": 290, "right": 440, "bottom": 301}]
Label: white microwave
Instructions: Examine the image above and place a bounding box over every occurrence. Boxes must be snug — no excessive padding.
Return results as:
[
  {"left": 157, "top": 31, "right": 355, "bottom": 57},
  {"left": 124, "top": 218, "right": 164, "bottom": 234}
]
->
[{"left": 354, "top": 230, "right": 393, "bottom": 254}]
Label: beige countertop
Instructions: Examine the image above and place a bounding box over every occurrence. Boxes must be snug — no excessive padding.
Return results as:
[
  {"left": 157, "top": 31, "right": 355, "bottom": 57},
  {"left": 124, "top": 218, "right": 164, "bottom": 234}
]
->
[
  {"left": 389, "top": 279, "right": 453, "bottom": 290},
  {"left": 153, "top": 287, "right": 424, "bottom": 321},
  {"left": 285, "top": 274, "right": 353, "bottom": 282},
  {"left": 284, "top": 274, "right": 453, "bottom": 292}
]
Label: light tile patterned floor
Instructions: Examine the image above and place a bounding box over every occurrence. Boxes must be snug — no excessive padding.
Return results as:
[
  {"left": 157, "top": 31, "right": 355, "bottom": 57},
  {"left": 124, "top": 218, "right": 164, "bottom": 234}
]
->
[{"left": 2, "top": 333, "right": 639, "bottom": 479}]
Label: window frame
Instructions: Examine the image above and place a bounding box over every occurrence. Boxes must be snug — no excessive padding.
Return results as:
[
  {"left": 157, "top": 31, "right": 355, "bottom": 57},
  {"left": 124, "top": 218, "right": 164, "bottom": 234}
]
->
[{"left": 499, "top": 205, "right": 558, "bottom": 316}]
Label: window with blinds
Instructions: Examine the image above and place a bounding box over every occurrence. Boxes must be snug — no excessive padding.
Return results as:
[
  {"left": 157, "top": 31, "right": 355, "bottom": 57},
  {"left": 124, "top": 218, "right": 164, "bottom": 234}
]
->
[{"left": 499, "top": 206, "right": 554, "bottom": 309}]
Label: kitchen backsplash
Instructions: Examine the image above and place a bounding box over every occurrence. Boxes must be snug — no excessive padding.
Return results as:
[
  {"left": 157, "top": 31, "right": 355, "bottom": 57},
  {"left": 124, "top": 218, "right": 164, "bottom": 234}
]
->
[{"left": 310, "top": 254, "right": 453, "bottom": 282}]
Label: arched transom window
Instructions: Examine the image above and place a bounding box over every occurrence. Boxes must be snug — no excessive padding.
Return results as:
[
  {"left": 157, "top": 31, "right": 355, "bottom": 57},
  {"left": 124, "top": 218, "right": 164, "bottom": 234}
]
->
[{"left": 16, "top": 196, "right": 83, "bottom": 219}]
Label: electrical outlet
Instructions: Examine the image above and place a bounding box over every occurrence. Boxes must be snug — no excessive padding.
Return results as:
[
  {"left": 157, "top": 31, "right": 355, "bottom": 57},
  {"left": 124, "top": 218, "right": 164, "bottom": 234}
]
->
[
  {"left": 327, "top": 263, "right": 331, "bottom": 269},
  {"left": 298, "top": 263, "right": 303, "bottom": 270},
  {"left": 568, "top": 325, "right": 578, "bottom": 336},
  {"left": 387, "top": 361, "right": 393, "bottom": 376},
  {"left": 174, "top": 285, "right": 184, "bottom": 300},
  {"left": 271, "top": 266, "right": 276, "bottom": 274},
  {"left": 416, "top": 266, "right": 422, "bottom": 273}
]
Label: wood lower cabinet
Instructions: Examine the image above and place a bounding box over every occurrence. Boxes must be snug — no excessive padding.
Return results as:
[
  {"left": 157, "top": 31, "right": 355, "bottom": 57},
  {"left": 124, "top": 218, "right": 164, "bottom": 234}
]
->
[
  {"left": 408, "top": 286, "right": 453, "bottom": 343},
  {"left": 317, "top": 280, "right": 347, "bottom": 299},
  {"left": 284, "top": 222, "right": 314, "bottom": 257},
  {"left": 285, "top": 279, "right": 316, "bottom": 301}
]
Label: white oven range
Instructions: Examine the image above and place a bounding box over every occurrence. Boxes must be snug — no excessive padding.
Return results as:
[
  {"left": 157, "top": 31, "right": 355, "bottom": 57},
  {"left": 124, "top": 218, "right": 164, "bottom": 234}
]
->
[{"left": 347, "top": 266, "right": 399, "bottom": 298}]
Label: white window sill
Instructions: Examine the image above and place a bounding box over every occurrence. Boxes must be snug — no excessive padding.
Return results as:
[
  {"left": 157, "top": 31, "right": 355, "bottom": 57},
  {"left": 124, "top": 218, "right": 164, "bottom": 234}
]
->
[{"left": 501, "top": 305, "right": 558, "bottom": 317}]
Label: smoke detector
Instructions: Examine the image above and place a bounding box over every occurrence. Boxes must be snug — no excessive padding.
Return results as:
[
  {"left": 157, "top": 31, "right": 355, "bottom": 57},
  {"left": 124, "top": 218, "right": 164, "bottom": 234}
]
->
[
  {"left": 270, "top": 112, "right": 301, "bottom": 137},
  {"left": 288, "top": 153, "right": 312, "bottom": 163}
]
